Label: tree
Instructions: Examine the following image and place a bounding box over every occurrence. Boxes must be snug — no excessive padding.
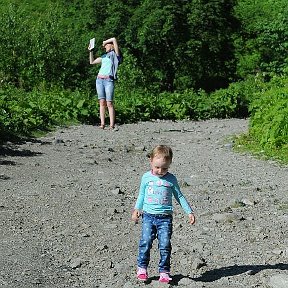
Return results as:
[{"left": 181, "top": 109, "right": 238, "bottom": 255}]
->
[
  {"left": 185, "top": 0, "right": 239, "bottom": 91},
  {"left": 122, "top": 0, "right": 238, "bottom": 92},
  {"left": 234, "top": 0, "right": 288, "bottom": 78},
  {"left": 0, "top": 1, "right": 94, "bottom": 90}
]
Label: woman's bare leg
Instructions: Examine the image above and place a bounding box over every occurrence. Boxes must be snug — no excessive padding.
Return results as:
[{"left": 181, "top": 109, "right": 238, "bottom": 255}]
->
[
  {"left": 107, "top": 101, "right": 115, "bottom": 128},
  {"left": 99, "top": 99, "right": 107, "bottom": 127}
]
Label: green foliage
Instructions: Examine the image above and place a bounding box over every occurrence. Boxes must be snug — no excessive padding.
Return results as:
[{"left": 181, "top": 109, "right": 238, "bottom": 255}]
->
[
  {"left": 249, "top": 81, "right": 288, "bottom": 149},
  {"left": 0, "top": 86, "right": 98, "bottom": 136},
  {"left": 116, "top": 51, "right": 146, "bottom": 92},
  {"left": 0, "top": 2, "right": 91, "bottom": 91},
  {"left": 208, "top": 76, "right": 266, "bottom": 118},
  {"left": 234, "top": 76, "right": 288, "bottom": 164},
  {"left": 115, "top": 90, "right": 157, "bottom": 123},
  {"left": 125, "top": 0, "right": 238, "bottom": 92},
  {"left": 234, "top": 0, "right": 288, "bottom": 78},
  {"left": 1, "top": 76, "right": 271, "bottom": 137},
  {"left": 115, "top": 81, "right": 255, "bottom": 124}
]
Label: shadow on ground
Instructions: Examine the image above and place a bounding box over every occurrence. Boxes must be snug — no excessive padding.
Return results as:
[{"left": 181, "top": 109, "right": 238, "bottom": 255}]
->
[
  {"left": 170, "top": 263, "right": 288, "bottom": 285},
  {"left": 0, "top": 138, "right": 46, "bottom": 159},
  {"left": 0, "top": 146, "right": 42, "bottom": 159}
]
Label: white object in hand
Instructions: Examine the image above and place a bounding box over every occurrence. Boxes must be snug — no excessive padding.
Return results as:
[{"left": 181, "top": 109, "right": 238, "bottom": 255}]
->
[{"left": 89, "top": 38, "right": 95, "bottom": 50}]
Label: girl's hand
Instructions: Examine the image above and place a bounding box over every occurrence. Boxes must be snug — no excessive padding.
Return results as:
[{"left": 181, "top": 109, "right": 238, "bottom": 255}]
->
[
  {"left": 188, "top": 213, "right": 196, "bottom": 225},
  {"left": 132, "top": 209, "right": 141, "bottom": 223}
]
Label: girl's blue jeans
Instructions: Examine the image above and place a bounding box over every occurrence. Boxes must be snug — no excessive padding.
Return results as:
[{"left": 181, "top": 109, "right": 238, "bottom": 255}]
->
[{"left": 137, "top": 212, "right": 173, "bottom": 273}]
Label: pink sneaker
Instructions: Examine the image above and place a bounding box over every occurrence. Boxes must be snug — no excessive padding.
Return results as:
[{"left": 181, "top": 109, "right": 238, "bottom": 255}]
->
[
  {"left": 137, "top": 267, "right": 148, "bottom": 281},
  {"left": 159, "top": 272, "right": 172, "bottom": 283}
]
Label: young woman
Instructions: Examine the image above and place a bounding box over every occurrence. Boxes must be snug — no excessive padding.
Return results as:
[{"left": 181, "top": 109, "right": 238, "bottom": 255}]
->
[{"left": 88, "top": 37, "right": 122, "bottom": 130}]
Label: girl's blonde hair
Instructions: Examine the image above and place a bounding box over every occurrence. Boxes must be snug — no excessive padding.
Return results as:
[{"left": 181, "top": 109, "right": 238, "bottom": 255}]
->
[{"left": 150, "top": 145, "right": 173, "bottom": 162}]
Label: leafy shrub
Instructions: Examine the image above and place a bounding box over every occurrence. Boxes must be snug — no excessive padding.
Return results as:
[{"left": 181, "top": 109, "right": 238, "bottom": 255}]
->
[
  {"left": 249, "top": 85, "right": 288, "bottom": 149},
  {"left": 0, "top": 86, "right": 98, "bottom": 136},
  {"left": 231, "top": 75, "right": 288, "bottom": 164},
  {"left": 115, "top": 82, "right": 256, "bottom": 123}
]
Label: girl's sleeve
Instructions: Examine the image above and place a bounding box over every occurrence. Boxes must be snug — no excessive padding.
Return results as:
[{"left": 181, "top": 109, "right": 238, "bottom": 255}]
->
[
  {"left": 172, "top": 177, "right": 193, "bottom": 214},
  {"left": 134, "top": 176, "right": 146, "bottom": 210}
]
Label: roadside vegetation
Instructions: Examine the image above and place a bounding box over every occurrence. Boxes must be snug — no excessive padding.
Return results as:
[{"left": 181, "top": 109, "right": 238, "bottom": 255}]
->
[{"left": 0, "top": 0, "right": 287, "bottom": 163}]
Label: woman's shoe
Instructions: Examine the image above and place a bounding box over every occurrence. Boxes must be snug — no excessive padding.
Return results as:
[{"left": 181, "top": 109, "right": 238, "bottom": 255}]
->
[{"left": 109, "top": 125, "right": 119, "bottom": 131}]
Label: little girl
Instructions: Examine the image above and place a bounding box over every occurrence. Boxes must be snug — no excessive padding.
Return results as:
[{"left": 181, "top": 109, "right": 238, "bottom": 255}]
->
[{"left": 132, "top": 145, "right": 195, "bottom": 283}]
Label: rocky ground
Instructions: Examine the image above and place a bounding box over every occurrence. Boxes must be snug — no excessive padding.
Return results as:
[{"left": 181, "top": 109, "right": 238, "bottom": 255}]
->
[{"left": 0, "top": 119, "right": 287, "bottom": 288}]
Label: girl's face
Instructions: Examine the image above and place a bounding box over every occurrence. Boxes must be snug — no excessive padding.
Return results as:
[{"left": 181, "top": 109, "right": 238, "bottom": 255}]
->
[{"left": 150, "top": 156, "right": 171, "bottom": 177}]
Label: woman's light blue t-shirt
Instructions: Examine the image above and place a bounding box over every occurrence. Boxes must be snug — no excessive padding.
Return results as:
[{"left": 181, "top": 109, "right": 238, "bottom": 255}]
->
[{"left": 98, "top": 50, "right": 121, "bottom": 79}]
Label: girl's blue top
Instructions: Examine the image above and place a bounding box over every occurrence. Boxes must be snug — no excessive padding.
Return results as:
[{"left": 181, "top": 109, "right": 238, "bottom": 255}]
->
[{"left": 134, "top": 171, "right": 193, "bottom": 215}]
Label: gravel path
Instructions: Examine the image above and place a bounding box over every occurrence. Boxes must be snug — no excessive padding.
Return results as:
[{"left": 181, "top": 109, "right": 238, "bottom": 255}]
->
[{"left": 0, "top": 119, "right": 287, "bottom": 288}]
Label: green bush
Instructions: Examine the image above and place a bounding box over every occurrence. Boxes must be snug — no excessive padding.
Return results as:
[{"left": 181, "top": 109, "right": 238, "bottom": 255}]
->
[
  {"left": 208, "top": 77, "right": 260, "bottom": 118},
  {"left": 115, "top": 82, "right": 254, "bottom": 123},
  {"left": 0, "top": 78, "right": 260, "bottom": 138},
  {"left": 233, "top": 76, "right": 288, "bottom": 164},
  {"left": 0, "top": 86, "right": 98, "bottom": 136},
  {"left": 249, "top": 85, "right": 288, "bottom": 149}
]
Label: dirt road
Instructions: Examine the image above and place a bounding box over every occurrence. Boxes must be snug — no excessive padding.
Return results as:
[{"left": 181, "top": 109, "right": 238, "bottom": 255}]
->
[{"left": 1, "top": 119, "right": 287, "bottom": 287}]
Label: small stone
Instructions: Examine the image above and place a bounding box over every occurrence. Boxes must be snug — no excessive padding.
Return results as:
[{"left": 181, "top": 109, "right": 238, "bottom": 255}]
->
[
  {"left": 123, "top": 145, "right": 130, "bottom": 153},
  {"left": 180, "top": 258, "right": 190, "bottom": 266},
  {"left": 134, "top": 146, "right": 146, "bottom": 151},
  {"left": 70, "top": 258, "right": 83, "bottom": 269},
  {"left": 271, "top": 248, "right": 283, "bottom": 255},
  {"left": 174, "top": 223, "right": 183, "bottom": 231},
  {"left": 114, "top": 261, "right": 129, "bottom": 273},
  {"left": 192, "top": 242, "right": 205, "bottom": 253},
  {"left": 241, "top": 198, "right": 256, "bottom": 206},
  {"left": 246, "top": 270, "right": 257, "bottom": 275},
  {"left": 284, "top": 248, "right": 288, "bottom": 257},
  {"left": 150, "top": 279, "right": 169, "bottom": 287},
  {"left": 104, "top": 224, "right": 118, "bottom": 230},
  {"left": 87, "top": 159, "right": 98, "bottom": 165},
  {"left": 224, "top": 142, "right": 233, "bottom": 149},
  {"left": 80, "top": 223, "right": 91, "bottom": 229},
  {"left": 79, "top": 233, "right": 90, "bottom": 238},
  {"left": 111, "top": 187, "right": 123, "bottom": 195},
  {"left": 96, "top": 245, "right": 108, "bottom": 251},
  {"left": 179, "top": 180, "right": 190, "bottom": 187},
  {"left": 31, "top": 278, "right": 42, "bottom": 284}
]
